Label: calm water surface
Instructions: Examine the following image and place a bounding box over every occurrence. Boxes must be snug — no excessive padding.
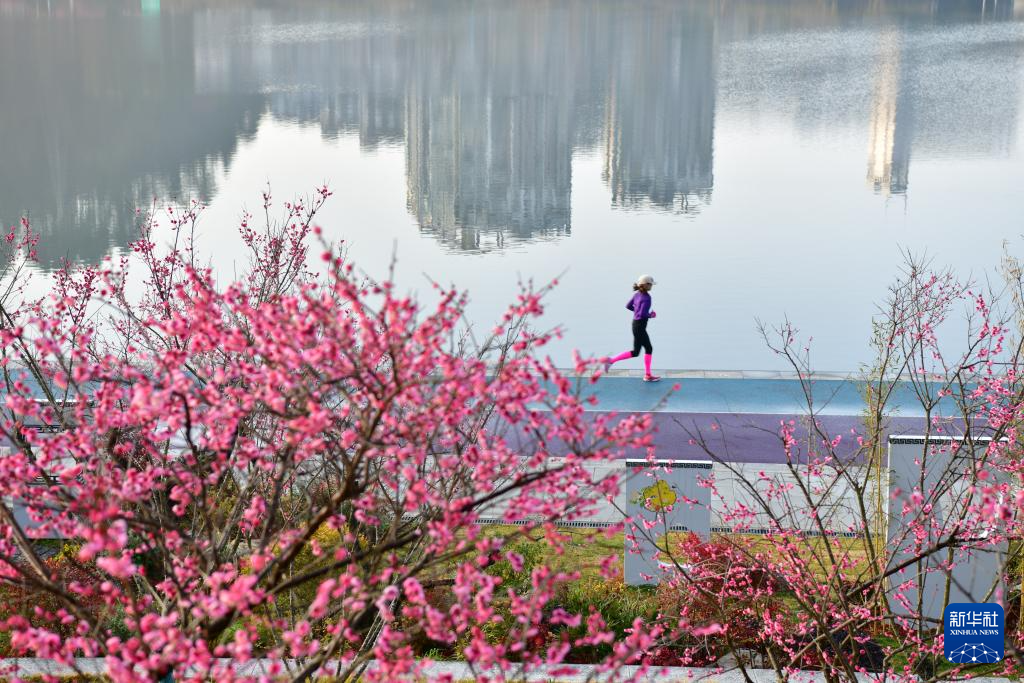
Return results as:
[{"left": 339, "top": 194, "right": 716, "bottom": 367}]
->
[{"left": 2, "top": 0, "right": 1023, "bottom": 370}]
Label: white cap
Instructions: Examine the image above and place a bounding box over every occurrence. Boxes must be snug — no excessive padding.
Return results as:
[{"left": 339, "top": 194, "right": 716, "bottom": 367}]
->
[{"left": 636, "top": 274, "right": 656, "bottom": 287}]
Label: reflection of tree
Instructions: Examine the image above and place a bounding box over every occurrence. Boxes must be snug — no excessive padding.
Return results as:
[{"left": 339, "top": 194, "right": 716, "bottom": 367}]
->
[
  {"left": 0, "top": 8, "right": 261, "bottom": 265},
  {"left": 602, "top": 4, "right": 716, "bottom": 214}
]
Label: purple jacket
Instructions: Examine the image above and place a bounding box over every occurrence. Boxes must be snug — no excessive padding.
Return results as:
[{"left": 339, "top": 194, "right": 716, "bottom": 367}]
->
[{"left": 626, "top": 291, "right": 652, "bottom": 321}]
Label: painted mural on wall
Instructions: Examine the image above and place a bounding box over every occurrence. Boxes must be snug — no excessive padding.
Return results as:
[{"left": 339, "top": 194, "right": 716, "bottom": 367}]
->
[{"left": 624, "top": 460, "right": 711, "bottom": 586}]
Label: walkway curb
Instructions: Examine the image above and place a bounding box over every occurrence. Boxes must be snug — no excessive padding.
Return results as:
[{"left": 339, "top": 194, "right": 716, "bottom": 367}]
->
[{"left": 0, "top": 658, "right": 1011, "bottom": 682}]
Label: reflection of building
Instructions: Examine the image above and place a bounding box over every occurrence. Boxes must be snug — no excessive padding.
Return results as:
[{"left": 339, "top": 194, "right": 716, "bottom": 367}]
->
[
  {"left": 602, "top": 7, "right": 716, "bottom": 214},
  {"left": 192, "top": 5, "right": 408, "bottom": 150},
  {"left": 405, "top": 90, "right": 462, "bottom": 246},
  {"left": 866, "top": 31, "right": 911, "bottom": 196},
  {"left": 2, "top": 0, "right": 1022, "bottom": 262},
  {"left": 405, "top": 91, "right": 573, "bottom": 251},
  {"left": 404, "top": 7, "right": 574, "bottom": 251},
  {"left": 0, "top": 7, "right": 260, "bottom": 265},
  {"left": 717, "top": 0, "right": 1018, "bottom": 200},
  {"left": 193, "top": 1, "right": 586, "bottom": 251}
]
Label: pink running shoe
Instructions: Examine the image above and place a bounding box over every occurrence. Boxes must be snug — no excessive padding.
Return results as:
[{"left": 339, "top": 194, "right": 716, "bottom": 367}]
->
[{"left": 643, "top": 374, "right": 661, "bottom": 382}]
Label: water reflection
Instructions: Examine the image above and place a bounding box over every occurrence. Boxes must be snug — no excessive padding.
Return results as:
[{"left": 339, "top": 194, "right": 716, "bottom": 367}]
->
[
  {"left": 0, "top": 0, "right": 1021, "bottom": 262},
  {"left": 166, "top": 1, "right": 722, "bottom": 250},
  {"left": 0, "top": 4, "right": 261, "bottom": 264},
  {"left": 861, "top": 22, "right": 1023, "bottom": 197},
  {"left": 193, "top": 5, "right": 409, "bottom": 150},
  {"left": 719, "top": 2, "right": 1022, "bottom": 199},
  {"left": 403, "top": 7, "right": 578, "bottom": 251},
  {"left": 602, "top": 5, "right": 716, "bottom": 213},
  {"left": 866, "top": 31, "right": 912, "bottom": 196}
]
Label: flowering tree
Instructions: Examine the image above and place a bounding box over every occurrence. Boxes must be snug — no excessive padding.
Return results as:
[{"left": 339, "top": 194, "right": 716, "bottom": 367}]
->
[
  {"left": 0, "top": 192, "right": 664, "bottom": 682},
  {"left": 627, "top": 254, "right": 1024, "bottom": 682},
  {"left": 6, "top": 188, "right": 1024, "bottom": 683}
]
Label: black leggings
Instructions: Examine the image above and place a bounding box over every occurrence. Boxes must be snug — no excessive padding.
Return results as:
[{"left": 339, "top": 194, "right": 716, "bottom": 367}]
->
[{"left": 631, "top": 319, "right": 652, "bottom": 356}]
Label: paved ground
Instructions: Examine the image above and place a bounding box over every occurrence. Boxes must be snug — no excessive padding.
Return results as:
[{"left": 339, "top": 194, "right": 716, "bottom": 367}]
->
[
  {"left": 576, "top": 373, "right": 954, "bottom": 417},
  {"left": 0, "top": 657, "right": 1006, "bottom": 682},
  {"left": 525, "top": 375, "right": 977, "bottom": 464},
  {"left": 4, "top": 373, "right": 966, "bottom": 466}
]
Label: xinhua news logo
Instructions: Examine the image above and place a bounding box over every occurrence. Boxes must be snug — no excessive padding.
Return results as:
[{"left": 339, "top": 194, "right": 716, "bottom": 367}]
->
[{"left": 944, "top": 603, "right": 1004, "bottom": 664}]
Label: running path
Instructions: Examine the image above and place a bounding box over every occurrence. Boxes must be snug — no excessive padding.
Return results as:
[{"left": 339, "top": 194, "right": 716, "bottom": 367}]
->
[
  {"left": 501, "top": 373, "right": 979, "bottom": 530},
  {"left": 528, "top": 372, "right": 975, "bottom": 464}
]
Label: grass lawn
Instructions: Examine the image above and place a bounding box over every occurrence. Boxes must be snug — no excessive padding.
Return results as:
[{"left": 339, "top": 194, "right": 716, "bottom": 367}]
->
[{"left": 482, "top": 524, "right": 872, "bottom": 583}]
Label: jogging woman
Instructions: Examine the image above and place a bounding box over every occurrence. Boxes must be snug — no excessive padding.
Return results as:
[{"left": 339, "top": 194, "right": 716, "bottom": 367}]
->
[{"left": 604, "top": 274, "right": 660, "bottom": 382}]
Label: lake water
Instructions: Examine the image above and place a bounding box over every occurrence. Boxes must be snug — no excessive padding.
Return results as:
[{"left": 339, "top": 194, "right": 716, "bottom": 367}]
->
[{"left": 2, "top": 0, "right": 1023, "bottom": 371}]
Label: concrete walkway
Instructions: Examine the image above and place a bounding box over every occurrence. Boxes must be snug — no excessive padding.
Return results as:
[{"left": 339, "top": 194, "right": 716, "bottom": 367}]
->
[{"left": 0, "top": 657, "right": 1009, "bottom": 682}]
